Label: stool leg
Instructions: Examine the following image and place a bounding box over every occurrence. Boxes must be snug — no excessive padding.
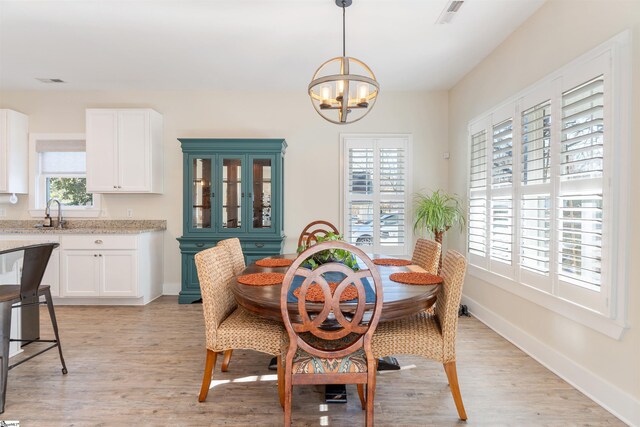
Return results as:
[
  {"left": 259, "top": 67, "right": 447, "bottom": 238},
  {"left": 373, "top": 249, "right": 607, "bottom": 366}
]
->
[
  {"left": 43, "top": 288, "right": 67, "bottom": 375},
  {"left": 0, "top": 301, "right": 12, "bottom": 413}
]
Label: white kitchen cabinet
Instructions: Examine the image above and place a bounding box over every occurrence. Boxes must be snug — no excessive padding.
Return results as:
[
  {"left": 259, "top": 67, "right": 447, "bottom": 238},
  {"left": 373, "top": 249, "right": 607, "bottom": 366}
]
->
[
  {"left": 61, "top": 251, "right": 100, "bottom": 297},
  {"left": 59, "top": 232, "right": 162, "bottom": 303},
  {"left": 86, "top": 108, "right": 163, "bottom": 193},
  {"left": 0, "top": 109, "right": 28, "bottom": 194},
  {"left": 62, "top": 250, "right": 137, "bottom": 297}
]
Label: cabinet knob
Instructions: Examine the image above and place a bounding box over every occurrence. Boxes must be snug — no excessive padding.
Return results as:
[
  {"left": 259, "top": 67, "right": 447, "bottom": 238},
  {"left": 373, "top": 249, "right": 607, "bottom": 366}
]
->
[
  {"left": 113, "top": 186, "right": 117, "bottom": 189},
  {"left": 94, "top": 254, "right": 98, "bottom": 257},
  {"left": 196, "top": 243, "right": 205, "bottom": 248},
  {"left": 118, "top": 186, "right": 122, "bottom": 189},
  {"left": 99, "top": 254, "right": 102, "bottom": 257},
  {"left": 255, "top": 242, "right": 265, "bottom": 248},
  {"left": 95, "top": 240, "right": 103, "bottom": 244}
]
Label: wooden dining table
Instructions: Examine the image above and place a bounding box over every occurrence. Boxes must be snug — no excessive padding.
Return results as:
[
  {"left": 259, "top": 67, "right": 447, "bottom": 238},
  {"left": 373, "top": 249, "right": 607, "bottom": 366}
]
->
[
  {"left": 230, "top": 253, "right": 442, "bottom": 324},
  {"left": 230, "top": 252, "right": 442, "bottom": 403}
]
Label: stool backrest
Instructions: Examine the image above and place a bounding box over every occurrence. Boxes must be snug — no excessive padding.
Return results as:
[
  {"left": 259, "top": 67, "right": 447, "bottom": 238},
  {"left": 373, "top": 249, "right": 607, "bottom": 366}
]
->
[{"left": 18, "top": 243, "right": 59, "bottom": 300}]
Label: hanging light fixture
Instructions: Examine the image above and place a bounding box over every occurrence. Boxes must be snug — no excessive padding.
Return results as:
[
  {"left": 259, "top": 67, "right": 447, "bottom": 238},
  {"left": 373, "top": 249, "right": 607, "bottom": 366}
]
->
[{"left": 308, "top": 0, "right": 380, "bottom": 125}]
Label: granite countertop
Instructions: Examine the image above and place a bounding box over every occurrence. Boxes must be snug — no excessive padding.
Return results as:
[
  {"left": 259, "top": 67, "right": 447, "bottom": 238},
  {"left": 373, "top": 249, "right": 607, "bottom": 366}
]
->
[{"left": 0, "top": 220, "right": 167, "bottom": 235}]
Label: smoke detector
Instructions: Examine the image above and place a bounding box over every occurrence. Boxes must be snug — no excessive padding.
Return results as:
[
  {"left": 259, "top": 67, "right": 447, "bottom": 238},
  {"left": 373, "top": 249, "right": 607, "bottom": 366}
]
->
[{"left": 436, "top": 0, "right": 465, "bottom": 24}]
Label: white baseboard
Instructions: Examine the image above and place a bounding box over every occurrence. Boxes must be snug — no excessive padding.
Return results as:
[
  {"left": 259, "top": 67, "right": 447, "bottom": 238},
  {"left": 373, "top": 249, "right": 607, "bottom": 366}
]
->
[
  {"left": 162, "top": 282, "right": 181, "bottom": 296},
  {"left": 462, "top": 295, "right": 640, "bottom": 426}
]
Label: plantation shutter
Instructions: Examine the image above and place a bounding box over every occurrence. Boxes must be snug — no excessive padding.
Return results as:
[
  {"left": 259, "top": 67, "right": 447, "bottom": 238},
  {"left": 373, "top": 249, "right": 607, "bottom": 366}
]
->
[
  {"left": 558, "top": 75, "right": 604, "bottom": 290},
  {"left": 490, "top": 196, "right": 513, "bottom": 264},
  {"left": 345, "top": 146, "right": 374, "bottom": 245},
  {"left": 343, "top": 136, "right": 410, "bottom": 255},
  {"left": 519, "top": 100, "right": 552, "bottom": 278},
  {"left": 468, "top": 130, "right": 487, "bottom": 257},
  {"left": 491, "top": 118, "right": 513, "bottom": 188}
]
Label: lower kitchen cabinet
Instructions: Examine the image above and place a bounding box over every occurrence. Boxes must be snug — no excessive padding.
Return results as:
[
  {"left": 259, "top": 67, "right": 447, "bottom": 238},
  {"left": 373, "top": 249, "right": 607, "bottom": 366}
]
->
[
  {"left": 60, "top": 233, "right": 162, "bottom": 303},
  {"left": 61, "top": 250, "right": 138, "bottom": 297}
]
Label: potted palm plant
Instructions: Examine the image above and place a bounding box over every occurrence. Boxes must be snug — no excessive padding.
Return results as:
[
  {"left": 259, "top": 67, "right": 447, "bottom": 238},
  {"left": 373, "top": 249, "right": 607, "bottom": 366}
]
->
[{"left": 414, "top": 189, "right": 465, "bottom": 269}]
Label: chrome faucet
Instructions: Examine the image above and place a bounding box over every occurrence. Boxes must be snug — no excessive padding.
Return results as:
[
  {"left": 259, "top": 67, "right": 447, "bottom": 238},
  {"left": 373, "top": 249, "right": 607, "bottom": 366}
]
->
[{"left": 46, "top": 198, "right": 65, "bottom": 229}]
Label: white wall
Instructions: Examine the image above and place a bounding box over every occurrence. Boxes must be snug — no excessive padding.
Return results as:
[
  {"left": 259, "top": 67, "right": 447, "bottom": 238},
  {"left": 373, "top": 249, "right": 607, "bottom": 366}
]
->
[
  {"left": 0, "top": 89, "right": 449, "bottom": 294},
  {"left": 448, "top": 0, "right": 640, "bottom": 424}
]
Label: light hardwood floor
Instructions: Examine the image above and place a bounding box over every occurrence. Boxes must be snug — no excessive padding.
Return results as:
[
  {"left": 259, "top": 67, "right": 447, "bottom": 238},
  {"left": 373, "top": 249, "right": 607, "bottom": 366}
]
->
[{"left": 4, "top": 296, "right": 623, "bottom": 426}]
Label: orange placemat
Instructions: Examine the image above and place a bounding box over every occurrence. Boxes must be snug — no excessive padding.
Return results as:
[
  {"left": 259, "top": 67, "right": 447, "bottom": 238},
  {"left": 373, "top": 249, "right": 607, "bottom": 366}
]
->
[
  {"left": 389, "top": 272, "right": 443, "bottom": 285},
  {"left": 293, "top": 282, "right": 359, "bottom": 302},
  {"left": 237, "top": 272, "right": 285, "bottom": 286},
  {"left": 255, "top": 258, "right": 293, "bottom": 268},
  {"left": 373, "top": 258, "right": 412, "bottom": 267}
]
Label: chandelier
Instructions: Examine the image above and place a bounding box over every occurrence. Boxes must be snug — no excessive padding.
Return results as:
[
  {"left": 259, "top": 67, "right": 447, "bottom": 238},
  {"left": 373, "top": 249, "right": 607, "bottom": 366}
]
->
[{"left": 308, "top": 0, "right": 380, "bottom": 125}]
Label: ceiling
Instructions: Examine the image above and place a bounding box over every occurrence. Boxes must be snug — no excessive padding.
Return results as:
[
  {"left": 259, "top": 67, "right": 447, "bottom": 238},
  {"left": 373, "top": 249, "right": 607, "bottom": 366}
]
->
[{"left": 0, "top": 0, "right": 545, "bottom": 91}]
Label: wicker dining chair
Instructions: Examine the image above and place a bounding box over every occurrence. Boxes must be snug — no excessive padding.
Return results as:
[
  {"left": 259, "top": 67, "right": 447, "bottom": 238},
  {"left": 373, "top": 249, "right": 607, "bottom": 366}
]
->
[
  {"left": 411, "top": 238, "right": 441, "bottom": 275},
  {"left": 297, "top": 220, "right": 339, "bottom": 249},
  {"left": 217, "top": 237, "right": 246, "bottom": 275},
  {"left": 195, "top": 246, "right": 283, "bottom": 403},
  {"left": 372, "top": 249, "right": 468, "bottom": 421},
  {"left": 280, "top": 241, "right": 383, "bottom": 427},
  {"left": 215, "top": 237, "right": 248, "bottom": 370}
]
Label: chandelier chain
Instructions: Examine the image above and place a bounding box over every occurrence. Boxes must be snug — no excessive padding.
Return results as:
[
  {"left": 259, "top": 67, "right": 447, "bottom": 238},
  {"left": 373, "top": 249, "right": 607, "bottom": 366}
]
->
[{"left": 342, "top": 2, "right": 346, "bottom": 57}]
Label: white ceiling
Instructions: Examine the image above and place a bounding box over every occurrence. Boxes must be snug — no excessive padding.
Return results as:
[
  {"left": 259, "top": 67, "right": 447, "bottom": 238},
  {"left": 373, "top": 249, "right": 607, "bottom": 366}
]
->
[{"left": 0, "top": 0, "right": 545, "bottom": 91}]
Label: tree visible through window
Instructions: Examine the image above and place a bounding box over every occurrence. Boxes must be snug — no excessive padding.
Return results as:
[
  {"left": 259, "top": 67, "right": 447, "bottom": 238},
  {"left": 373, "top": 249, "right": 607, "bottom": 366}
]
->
[{"left": 46, "top": 177, "right": 93, "bottom": 206}]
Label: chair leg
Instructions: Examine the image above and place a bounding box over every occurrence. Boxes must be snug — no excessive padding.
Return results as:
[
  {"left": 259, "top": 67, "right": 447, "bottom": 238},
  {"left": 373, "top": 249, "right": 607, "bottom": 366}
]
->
[
  {"left": 221, "top": 349, "right": 233, "bottom": 372},
  {"left": 0, "top": 301, "right": 12, "bottom": 414},
  {"left": 198, "top": 349, "right": 218, "bottom": 402},
  {"left": 283, "top": 367, "right": 293, "bottom": 427},
  {"left": 365, "top": 371, "right": 376, "bottom": 427},
  {"left": 357, "top": 384, "right": 365, "bottom": 410},
  {"left": 43, "top": 287, "right": 67, "bottom": 374},
  {"left": 277, "top": 355, "right": 284, "bottom": 409},
  {"left": 443, "top": 361, "right": 467, "bottom": 420}
]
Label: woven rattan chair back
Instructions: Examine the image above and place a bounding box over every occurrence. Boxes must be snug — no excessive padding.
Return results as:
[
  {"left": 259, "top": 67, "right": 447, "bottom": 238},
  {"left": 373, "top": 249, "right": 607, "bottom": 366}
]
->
[
  {"left": 434, "top": 250, "right": 467, "bottom": 362},
  {"left": 411, "top": 239, "right": 441, "bottom": 275},
  {"left": 195, "top": 246, "right": 237, "bottom": 349},
  {"left": 217, "top": 238, "right": 246, "bottom": 275},
  {"left": 297, "top": 220, "right": 340, "bottom": 250}
]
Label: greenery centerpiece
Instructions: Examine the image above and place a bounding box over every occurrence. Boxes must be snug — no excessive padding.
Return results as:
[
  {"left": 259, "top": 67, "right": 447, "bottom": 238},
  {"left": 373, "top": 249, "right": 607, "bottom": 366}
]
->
[
  {"left": 297, "top": 232, "right": 359, "bottom": 271},
  {"left": 414, "top": 190, "right": 465, "bottom": 267}
]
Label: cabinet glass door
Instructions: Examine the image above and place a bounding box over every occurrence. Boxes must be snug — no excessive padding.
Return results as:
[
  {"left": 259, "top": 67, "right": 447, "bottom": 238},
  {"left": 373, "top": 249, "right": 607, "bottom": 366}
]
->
[
  {"left": 192, "top": 158, "right": 213, "bottom": 230},
  {"left": 250, "top": 156, "right": 275, "bottom": 231},
  {"left": 222, "top": 157, "right": 244, "bottom": 230}
]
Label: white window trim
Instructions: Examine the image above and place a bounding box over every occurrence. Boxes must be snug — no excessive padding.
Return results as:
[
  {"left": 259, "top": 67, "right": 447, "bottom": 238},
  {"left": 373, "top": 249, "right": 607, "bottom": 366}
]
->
[
  {"left": 465, "top": 30, "right": 631, "bottom": 340},
  {"left": 339, "top": 133, "right": 413, "bottom": 256},
  {"left": 28, "top": 133, "right": 102, "bottom": 218}
]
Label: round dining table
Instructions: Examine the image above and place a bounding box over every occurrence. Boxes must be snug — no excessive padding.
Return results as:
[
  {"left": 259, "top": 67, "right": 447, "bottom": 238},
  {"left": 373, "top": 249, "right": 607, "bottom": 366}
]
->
[{"left": 230, "top": 253, "right": 441, "bottom": 323}]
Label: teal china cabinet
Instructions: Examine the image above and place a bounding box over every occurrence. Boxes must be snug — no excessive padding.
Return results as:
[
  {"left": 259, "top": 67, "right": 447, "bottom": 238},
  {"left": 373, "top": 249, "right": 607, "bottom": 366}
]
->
[{"left": 177, "top": 138, "right": 286, "bottom": 303}]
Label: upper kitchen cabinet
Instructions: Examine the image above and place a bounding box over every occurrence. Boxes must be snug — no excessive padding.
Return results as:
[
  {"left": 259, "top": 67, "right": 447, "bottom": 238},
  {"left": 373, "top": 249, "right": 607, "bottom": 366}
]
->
[
  {"left": 0, "top": 109, "right": 28, "bottom": 194},
  {"left": 86, "top": 109, "right": 163, "bottom": 193}
]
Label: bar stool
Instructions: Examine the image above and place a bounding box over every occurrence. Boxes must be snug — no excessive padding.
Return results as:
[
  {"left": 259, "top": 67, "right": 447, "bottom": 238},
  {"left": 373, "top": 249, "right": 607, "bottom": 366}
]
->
[{"left": 0, "top": 243, "right": 67, "bottom": 413}]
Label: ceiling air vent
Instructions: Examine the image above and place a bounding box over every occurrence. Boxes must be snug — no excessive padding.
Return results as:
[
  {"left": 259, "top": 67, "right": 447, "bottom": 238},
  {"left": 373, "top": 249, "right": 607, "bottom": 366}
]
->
[
  {"left": 36, "top": 78, "right": 66, "bottom": 83},
  {"left": 436, "top": 0, "right": 465, "bottom": 24}
]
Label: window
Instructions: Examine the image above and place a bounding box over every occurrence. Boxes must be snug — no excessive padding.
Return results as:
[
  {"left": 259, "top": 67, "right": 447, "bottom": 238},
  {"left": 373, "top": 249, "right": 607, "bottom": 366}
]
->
[
  {"left": 341, "top": 135, "right": 411, "bottom": 256},
  {"left": 466, "top": 32, "right": 630, "bottom": 336},
  {"left": 40, "top": 151, "right": 93, "bottom": 207},
  {"left": 29, "top": 134, "right": 101, "bottom": 217}
]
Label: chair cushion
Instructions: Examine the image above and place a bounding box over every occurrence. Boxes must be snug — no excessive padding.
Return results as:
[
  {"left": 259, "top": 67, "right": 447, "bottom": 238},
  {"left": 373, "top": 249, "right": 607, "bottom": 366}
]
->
[
  {"left": 372, "top": 312, "right": 444, "bottom": 361},
  {"left": 285, "top": 333, "right": 369, "bottom": 374},
  {"left": 215, "top": 306, "right": 284, "bottom": 356}
]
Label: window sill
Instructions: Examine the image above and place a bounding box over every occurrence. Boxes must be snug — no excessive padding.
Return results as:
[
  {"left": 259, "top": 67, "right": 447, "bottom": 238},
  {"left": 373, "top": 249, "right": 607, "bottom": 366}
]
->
[
  {"left": 467, "top": 265, "right": 627, "bottom": 340},
  {"left": 28, "top": 208, "right": 102, "bottom": 219}
]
